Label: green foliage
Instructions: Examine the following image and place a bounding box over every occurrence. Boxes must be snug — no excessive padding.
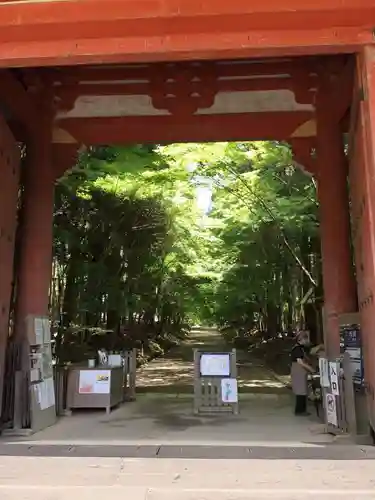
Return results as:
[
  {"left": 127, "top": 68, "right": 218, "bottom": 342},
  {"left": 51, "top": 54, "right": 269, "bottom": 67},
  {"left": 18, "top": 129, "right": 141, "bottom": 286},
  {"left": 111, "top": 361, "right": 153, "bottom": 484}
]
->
[
  {"left": 51, "top": 141, "right": 322, "bottom": 362},
  {"left": 160, "top": 141, "right": 321, "bottom": 341},
  {"left": 52, "top": 145, "right": 208, "bottom": 362}
]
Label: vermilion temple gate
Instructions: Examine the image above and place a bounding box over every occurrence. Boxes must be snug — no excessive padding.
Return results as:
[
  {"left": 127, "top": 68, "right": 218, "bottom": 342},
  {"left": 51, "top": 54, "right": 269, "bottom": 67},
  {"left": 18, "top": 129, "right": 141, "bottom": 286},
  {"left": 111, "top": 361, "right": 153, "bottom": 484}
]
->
[{"left": 0, "top": 0, "right": 375, "bottom": 435}]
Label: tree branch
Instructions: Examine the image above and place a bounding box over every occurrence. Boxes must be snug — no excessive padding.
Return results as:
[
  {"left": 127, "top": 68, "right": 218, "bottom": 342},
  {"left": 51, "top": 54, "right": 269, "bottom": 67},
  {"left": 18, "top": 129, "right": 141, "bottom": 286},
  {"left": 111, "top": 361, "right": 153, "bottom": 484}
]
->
[{"left": 213, "top": 164, "right": 317, "bottom": 287}]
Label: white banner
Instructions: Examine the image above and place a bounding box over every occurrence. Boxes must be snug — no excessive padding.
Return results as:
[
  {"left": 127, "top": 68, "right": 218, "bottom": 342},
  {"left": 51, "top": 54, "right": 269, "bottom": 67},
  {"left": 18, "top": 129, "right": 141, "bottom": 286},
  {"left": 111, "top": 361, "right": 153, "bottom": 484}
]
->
[{"left": 79, "top": 370, "right": 111, "bottom": 394}]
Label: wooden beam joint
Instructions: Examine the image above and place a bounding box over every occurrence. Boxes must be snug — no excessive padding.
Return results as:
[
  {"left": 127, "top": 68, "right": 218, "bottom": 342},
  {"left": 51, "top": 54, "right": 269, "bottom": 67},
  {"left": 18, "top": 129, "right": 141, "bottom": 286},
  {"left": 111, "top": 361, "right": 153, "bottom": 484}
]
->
[
  {"left": 0, "top": 70, "right": 40, "bottom": 133},
  {"left": 317, "top": 57, "right": 355, "bottom": 123}
]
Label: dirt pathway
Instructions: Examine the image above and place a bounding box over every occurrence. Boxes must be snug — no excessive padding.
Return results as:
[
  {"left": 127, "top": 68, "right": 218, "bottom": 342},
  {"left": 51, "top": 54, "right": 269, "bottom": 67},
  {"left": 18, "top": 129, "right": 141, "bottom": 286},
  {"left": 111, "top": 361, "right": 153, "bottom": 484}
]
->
[{"left": 137, "top": 328, "right": 288, "bottom": 396}]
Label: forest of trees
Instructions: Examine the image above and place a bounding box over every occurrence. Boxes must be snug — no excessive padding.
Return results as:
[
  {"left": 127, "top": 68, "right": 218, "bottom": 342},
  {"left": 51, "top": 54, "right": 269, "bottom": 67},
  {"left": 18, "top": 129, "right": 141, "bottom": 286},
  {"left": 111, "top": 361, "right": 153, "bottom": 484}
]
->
[{"left": 51, "top": 141, "right": 322, "bottom": 363}]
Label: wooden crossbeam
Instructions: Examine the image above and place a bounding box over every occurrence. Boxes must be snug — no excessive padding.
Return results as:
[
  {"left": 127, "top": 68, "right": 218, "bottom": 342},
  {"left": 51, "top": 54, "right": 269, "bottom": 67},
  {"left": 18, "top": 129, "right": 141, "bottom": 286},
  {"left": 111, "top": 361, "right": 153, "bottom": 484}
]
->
[
  {"left": 57, "top": 111, "right": 314, "bottom": 145},
  {"left": 0, "top": 1, "right": 372, "bottom": 66}
]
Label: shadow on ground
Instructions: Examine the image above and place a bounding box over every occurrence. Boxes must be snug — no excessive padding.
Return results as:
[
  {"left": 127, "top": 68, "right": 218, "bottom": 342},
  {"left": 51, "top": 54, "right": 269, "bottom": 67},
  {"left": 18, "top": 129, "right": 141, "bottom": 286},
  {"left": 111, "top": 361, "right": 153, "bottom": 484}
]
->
[
  {"left": 0, "top": 328, "right": 341, "bottom": 457},
  {"left": 137, "top": 329, "right": 289, "bottom": 395}
]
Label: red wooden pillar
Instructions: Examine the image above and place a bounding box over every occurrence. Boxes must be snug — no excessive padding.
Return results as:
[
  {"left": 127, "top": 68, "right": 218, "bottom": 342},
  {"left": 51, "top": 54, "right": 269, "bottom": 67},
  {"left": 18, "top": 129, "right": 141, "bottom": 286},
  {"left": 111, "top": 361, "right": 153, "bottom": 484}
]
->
[
  {"left": 352, "top": 46, "right": 375, "bottom": 428},
  {"left": 316, "top": 108, "right": 357, "bottom": 357},
  {"left": 0, "top": 114, "right": 20, "bottom": 413},
  {"left": 15, "top": 117, "right": 55, "bottom": 338}
]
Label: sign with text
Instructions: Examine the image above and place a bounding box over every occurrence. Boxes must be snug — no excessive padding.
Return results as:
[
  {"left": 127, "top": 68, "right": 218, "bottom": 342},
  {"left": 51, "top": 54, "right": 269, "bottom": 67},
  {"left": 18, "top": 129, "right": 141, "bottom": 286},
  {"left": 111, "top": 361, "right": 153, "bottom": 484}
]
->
[
  {"left": 329, "top": 361, "right": 340, "bottom": 396},
  {"left": 200, "top": 353, "right": 230, "bottom": 377}
]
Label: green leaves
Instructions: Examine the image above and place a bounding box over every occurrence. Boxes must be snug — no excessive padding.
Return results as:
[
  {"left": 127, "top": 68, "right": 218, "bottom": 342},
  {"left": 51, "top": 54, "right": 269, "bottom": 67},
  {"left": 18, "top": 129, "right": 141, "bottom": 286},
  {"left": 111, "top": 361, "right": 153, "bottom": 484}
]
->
[
  {"left": 52, "top": 140, "right": 320, "bottom": 354},
  {"left": 159, "top": 141, "right": 319, "bottom": 333}
]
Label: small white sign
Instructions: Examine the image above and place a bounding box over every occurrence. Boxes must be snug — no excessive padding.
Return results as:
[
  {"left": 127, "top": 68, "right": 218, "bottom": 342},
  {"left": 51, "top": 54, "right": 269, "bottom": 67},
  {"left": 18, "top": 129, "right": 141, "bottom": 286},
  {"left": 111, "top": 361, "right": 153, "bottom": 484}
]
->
[
  {"left": 319, "top": 358, "right": 330, "bottom": 388},
  {"left": 221, "top": 378, "right": 238, "bottom": 403},
  {"left": 34, "top": 318, "right": 44, "bottom": 345},
  {"left": 200, "top": 353, "right": 230, "bottom": 377},
  {"left": 79, "top": 370, "right": 111, "bottom": 394},
  {"left": 45, "top": 377, "right": 56, "bottom": 408},
  {"left": 108, "top": 354, "right": 122, "bottom": 367},
  {"left": 326, "top": 393, "right": 338, "bottom": 426},
  {"left": 329, "top": 361, "right": 340, "bottom": 396},
  {"left": 34, "top": 378, "right": 55, "bottom": 410},
  {"left": 43, "top": 318, "right": 51, "bottom": 343}
]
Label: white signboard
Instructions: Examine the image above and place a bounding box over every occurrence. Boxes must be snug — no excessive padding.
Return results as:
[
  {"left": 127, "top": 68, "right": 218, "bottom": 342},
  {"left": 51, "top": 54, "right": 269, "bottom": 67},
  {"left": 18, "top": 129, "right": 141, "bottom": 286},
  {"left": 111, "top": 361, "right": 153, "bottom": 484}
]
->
[
  {"left": 43, "top": 318, "right": 51, "bottom": 343},
  {"left": 329, "top": 361, "right": 340, "bottom": 396},
  {"left": 325, "top": 393, "right": 338, "bottom": 426},
  {"left": 319, "top": 358, "right": 330, "bottom": 388},
  {"left": 221, "top": 378, "right": 238, "bottom": 403},
  {"left": 108, "top": 354, "right": 122, "bottom": 367},
  {"left": 34, "top": 318, "right": 44, "bottom": 345},
  {"left": 200, "top": 353, "right": 230, "bottom": 377},
  {"left": 34, "top": 377, "right": 55, "bottom": 410},
  {"left": 79, "top": 370, "right": 111, "bottom": 394}
]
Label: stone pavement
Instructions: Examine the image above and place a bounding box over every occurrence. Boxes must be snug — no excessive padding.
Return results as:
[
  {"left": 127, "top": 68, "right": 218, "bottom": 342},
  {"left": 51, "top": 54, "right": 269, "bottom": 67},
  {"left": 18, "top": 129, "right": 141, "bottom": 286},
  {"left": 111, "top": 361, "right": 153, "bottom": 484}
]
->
[
  {"left": 1, "top": 454, "right": 375, "bottom": 499},
  {"left": 2, "top": 329, "right": 329, "bottom": 447},
  {"left": 1, "top": 329, "right": 373, "bottom": 499},
  {"left": 5, "top": 391, "right": 332, "bottom": 446}
]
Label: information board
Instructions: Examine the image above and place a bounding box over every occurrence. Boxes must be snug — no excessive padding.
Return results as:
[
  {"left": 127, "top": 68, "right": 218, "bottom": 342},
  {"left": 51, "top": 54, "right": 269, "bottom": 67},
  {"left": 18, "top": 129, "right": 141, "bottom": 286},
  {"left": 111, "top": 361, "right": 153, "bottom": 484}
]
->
[
  {"left": 200, "top": 353, "right": 231, "bottom": 377},
  {"left": 79, "top": 370, "right": 111, "bottom": 394},
  {"left": 339, "top": 323, "right": 363, "bottom": 386}
]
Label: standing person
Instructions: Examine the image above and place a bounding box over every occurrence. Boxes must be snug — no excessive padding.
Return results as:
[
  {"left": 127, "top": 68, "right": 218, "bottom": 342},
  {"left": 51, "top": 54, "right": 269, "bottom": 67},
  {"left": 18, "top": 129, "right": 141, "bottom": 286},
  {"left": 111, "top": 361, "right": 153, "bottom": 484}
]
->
[{"left": 291, "top": 331, "right": 315, "bottom": 416}]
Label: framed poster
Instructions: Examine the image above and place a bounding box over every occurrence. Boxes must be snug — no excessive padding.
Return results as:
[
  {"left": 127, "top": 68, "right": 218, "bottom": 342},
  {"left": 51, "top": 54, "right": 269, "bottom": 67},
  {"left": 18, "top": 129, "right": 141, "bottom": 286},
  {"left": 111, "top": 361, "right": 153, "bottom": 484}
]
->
[
  {"left": 79, "top": 370, "right": 111, "bottom": 394},
  {"left": 221, "top": 378, "right": 238, "bottom": 403},
  {"left": 200, "top": 353, "right": 230, "bottom": 377}
]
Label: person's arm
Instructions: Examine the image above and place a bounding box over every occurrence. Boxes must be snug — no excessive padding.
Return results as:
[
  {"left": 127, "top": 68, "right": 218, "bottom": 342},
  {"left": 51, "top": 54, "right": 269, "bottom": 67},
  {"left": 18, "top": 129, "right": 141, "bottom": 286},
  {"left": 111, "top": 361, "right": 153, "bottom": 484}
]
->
[
  {"left": 310, "top": 344, "right": 324, "bottom": 355},
  {"left": 296, "top": 356, "right": 315, "bottom": 373}
]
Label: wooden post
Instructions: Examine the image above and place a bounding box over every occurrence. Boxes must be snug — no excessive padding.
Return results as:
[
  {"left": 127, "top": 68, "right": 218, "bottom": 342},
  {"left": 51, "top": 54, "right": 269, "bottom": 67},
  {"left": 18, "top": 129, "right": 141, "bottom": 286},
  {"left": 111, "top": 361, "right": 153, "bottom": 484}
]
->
[
  {"left": 349, "top": 46, "right": 375, "bottom": 434},
  {"left": 12, "top": 106, "right": 55, "bottom": 428},
  {"left": 128, "top": 348, "right": 137, "bottom": 401},
  {"left": 316, "top": 93, "right": 357, "bottom": 357},
  {"left": 15, "top": 121, "right": 55, "bottom": 336},
  {"left": 0, "top": 114, "right": 21, "bottom": 418}
]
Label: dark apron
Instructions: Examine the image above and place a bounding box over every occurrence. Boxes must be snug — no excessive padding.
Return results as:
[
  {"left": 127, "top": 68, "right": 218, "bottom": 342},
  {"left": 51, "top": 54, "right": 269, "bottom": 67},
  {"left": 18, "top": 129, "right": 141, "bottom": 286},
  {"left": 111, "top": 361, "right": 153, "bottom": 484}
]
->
[{"left": 291, "top": 345, "right": 308, "bottom": 396}]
